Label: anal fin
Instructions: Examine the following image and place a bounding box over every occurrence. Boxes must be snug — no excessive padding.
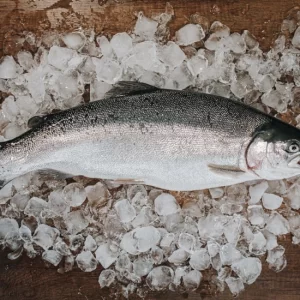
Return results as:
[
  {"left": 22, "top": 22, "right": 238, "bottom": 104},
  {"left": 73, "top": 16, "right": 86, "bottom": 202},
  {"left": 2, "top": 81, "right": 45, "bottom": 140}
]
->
[
  {"left": 35, "top": 169, "right": 73, "bottom": 181},
  {"left": 111, "top": 178, "right": 145, "bottom": 185}
]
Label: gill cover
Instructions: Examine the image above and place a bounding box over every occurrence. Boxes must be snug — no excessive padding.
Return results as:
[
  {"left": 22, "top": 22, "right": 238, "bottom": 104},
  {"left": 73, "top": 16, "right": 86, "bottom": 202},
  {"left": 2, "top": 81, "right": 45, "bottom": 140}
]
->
[{"left": 246, "top": 120, "right": 300, "bottom": 180}]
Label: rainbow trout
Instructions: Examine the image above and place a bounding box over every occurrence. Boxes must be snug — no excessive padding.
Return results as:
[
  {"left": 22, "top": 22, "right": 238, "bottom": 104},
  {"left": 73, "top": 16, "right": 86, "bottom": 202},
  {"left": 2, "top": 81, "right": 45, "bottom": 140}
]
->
[{"left": 1, "top": 81, "right": 300, "bottom": 191}]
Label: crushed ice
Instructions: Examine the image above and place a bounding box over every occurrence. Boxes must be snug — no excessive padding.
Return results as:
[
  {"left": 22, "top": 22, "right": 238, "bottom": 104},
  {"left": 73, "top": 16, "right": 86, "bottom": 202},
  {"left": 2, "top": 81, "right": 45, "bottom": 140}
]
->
[{"left": 1, "top": 4, "right": 300, "bottom": 298}]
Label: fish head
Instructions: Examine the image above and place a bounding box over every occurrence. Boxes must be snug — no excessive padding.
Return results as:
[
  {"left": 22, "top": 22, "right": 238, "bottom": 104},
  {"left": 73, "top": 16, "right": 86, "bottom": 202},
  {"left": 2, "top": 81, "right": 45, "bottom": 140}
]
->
[{"left": 246, "top": 120, "right": 300, "bottom": 180}]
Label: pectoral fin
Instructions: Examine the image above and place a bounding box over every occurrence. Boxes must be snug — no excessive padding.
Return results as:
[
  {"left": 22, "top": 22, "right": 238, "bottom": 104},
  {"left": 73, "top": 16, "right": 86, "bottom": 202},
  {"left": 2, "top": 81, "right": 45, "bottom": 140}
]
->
[{"left": 208, "top": 164, "right": 246, "bottom": 178}]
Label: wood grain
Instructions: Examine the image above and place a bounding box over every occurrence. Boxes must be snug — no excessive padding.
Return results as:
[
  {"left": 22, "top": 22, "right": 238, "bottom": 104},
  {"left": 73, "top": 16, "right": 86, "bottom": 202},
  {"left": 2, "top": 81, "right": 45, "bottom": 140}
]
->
[
  {"left": 1, "top": 238, "right": 300, "bottom": 300},
  {"left": 1, "top": 0, "right": 300, "bottom": 299}
]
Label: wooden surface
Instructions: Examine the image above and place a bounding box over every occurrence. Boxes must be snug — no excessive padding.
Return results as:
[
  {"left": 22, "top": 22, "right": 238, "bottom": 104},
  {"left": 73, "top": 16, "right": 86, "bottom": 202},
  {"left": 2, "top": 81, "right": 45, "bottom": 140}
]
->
[{"left": 1, "top": 0, "right": 300, "bottom": 299}]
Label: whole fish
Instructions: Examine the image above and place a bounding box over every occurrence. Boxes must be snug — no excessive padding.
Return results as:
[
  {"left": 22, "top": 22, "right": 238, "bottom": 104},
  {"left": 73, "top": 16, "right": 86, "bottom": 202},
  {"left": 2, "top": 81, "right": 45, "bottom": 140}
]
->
[{"left": 1, "top": 81, "right": 300, "bottom": 191}]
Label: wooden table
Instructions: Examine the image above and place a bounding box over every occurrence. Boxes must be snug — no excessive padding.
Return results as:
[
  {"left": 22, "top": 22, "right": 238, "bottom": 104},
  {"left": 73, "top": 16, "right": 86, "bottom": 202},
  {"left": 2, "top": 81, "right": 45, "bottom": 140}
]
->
[{"left": 1, "top": 0, "right": 300, "bottom": 299}]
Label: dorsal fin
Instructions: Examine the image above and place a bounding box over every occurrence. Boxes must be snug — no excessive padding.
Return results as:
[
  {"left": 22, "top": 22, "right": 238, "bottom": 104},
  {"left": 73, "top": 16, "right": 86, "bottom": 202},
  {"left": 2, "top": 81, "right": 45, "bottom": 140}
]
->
[
  {"left": 27, "top": 116, "right": 45, "bottom": 128},
  {"left": 104, "top": 81, "right": 159, "bottom": 99}
]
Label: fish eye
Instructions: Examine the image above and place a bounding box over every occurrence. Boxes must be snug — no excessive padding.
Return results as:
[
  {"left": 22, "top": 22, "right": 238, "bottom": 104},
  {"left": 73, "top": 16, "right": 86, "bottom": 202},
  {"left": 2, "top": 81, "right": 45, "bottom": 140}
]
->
[{"left": 288, "top": 143, "right": 300, "bottom": 153}]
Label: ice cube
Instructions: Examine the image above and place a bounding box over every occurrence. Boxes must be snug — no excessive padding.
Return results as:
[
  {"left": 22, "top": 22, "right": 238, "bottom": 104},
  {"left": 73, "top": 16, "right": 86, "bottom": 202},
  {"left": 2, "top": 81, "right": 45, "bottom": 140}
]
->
[
  {"left": 24, "top": 197, "right": 49, "bottom": 218},
  {"left": 281, "top": 19, "right": 297, "bottom": 33},
  {"left": 48, "top": 46, "right": 76, "bottom": 70},
  {"left": 19, "top": 224, "right": 32, "bottom": 243},
  {"left": 262, "top": 193, "right": 283, "bottom": 210},
  {"left": 225, "top": 277, "right": 244, "bottom": 295},
  {"left": 48, "top": 189, "right": 70, "bottom": 215},
  {"left": 42, "top": 250, "right": 63, "bottom": 266},
  {"left": 226, "top": 184, "right": 248, "bottom": 202},
  {"left": 85, "top": 182, "right": 109, "bottom": 207},
  {"left": 126, "top": 184, "right": 146, "bottom": 201},
  {"left": 242, "top": 30, "right": 259, "bottom": 50},
  {"left": 150, "top": 247, "right": 164, "bottom": 264},
  {"left": 90, "top": 79, "right": 112, "bottom": 101},
  {"left": 99, "top": 269, "right": 115, "bottom": 288},
  {"left": 183, "top": 270, "right": 202, "bottom": 291},
  {"left": 54, "top": 72, "right": 82, "bottom": 101},
  {"left": 95, "top": 243, "right": 119, "bottom": 268},
  {"left": 84, "top": 235, "right": 97, "bottom": 252},
  {"left": 97, "top": 36, "right": 113, "bottom": 57},
  {"left": 249, "top": 231, "right": 266, "bottom": 254},
  {"left": 131, "top": 206, "right": 155, "bottom": 228},
  {"left": 261, "top": 90, "right": 287, "bottom": 113},
  {"left": 133, "top": 257, "right": 153, "bottom": 276},
  {"left": 178, "top": 232, "right": 195, "bottom": 253},
  {"left": 263, "top": 230, "right": 278, "bottom": 250},
  {"left": 258, "top": 74, "right": 275, "bottom": 93},
  {"left": 198, "top": 213, "right": 226, "bottom": 240},
  {"left": 125, "top": 41, "right": 166, "bottom": 74},
  {"left": 120, "top": 226, "right": 161, "bottom": 255},
  {"left": 160, "top": 233, "right": 175, "bottom": 248},
  {"left": 64, "top": 255, "right": 75, "bottom": 272},
  {"left": 186, "top": 54, "right": 208, "bottom": 77},
  {"left": 158, "top": 42, "right": 186, "bottom": 69},
  {"left": 173, "top": 266, "right": 189, "bottom": 286},
  {"left": 10, "top": 192, "right": 30, "bottom": 211},
  {"left": 76, "top": 250, "right": 97, "bottom": 272},
  {"left": 220, "top": 243, "right": 242, "bottom": 265},
  {"left": 168, "top": 249, "right": 189, "bottom": 264},
  {"left": 63, "top": 183, "right": 86, "bottom": 207},
  {"left": 266, "top": 245, "right": 285, "bottom": 264},
  {"left": 210, "top": 21, "right": 230, "bottom": 37},
  {"left": 292, "top": 26, "right": 300, "bottom": 49},
  {"left": 3, "top": 123, "right": 26, "bottom": 140},
  {"left": 16, "top": 95, "right": 39, "bottom": 117},
  {"left": 223, "top": 216, "right": 241, "bottom": 245},
  {"left": 146, "top": 266, "right": 174, "bottom": 291},
  {"left": 65, "top": 211, "right": 89, "bottom": 234},
  {"left": 26, "top": 67, "right": 46, "bottom": 101},
  {"left": 288, "top": 214, "right": 300, "bottom": 239},
  {"left": 33, "top": 224, "right": 59, "bottom": 250},
  {"left": 2, "top": 96, "right": 20, "bottom": 122},
  {"left": 114, "top": 199, "right": 136, "bottom": 223},
  {"left": 62, "top": 32, "right": 86, "bottom": 50},
  {"left": 231, "top": 257, "right": 262, "bottom": 284},
  {"left": 54, "top": 238, "right": 70, "bottom": 256},
  {"left": 68, "top": 234, "right": 85, "bottom": 253},
  {"left": 115, "top": 252, "right": 132, "bottom": 271},
  {"left": 175, "top": 24, "right": 205, "bottom": 46},
  {"left": 207, "top": 240, "right": 221, "bottom": 257},
  {"left": 0, "top": 56, "right": 18, "bottom": 79},
  {"left": 227, "top": 33, "right": 246, "bottom": 54},
  {"left": 189, "top": 248, "right": 210, "bottom": 270},
  {"left": 110, "top": 33, "right": 133, "bottom": 59},
  {"left": 266, "top": 245, "right": 287, "bottom": 272},
  {"left": 92, "top": 57, "right": 122, "bottom": 84},
  {"left": 168, "top": 63, "right": 193, "bottom": 90},
  {"left": 286, "top": 182, "right": 300, "bottom": 209},
  {"left": 154, "top": 193, "right": 180, "bottom": 216},
  {"left": 243, "top": 90, "right": 261, "bottom": 105},
  {"left": 209, "top": 187, "right": 224, "bottom": 199},
  {"left": 249, "top": 181, "right": 269, "bottom": 204},
  {"left": 247, "top": 205, "right": 265, "bottom": 226},
  {"left": 0, "top": 182, "right": 13, "bottom": 204},
  {"left": 17, "top": 51, "right": 36, "bottom": 71},
  {"left": 134, "top": 12, "right": 158, "bottom": 40},
  {"left": 266, "top": 212, "right": 290, "bottom": 235},
  {"left": 0, "top": 218, "right": 19, "bottom": 243}
]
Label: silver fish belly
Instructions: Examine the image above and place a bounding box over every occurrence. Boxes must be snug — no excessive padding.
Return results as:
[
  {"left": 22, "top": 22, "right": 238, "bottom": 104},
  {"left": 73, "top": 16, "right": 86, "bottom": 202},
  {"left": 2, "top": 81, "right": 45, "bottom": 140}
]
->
[{"left": 2, "top": 82, "right": 300, "bottom": 191}]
